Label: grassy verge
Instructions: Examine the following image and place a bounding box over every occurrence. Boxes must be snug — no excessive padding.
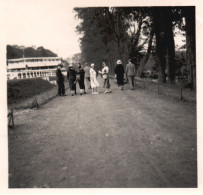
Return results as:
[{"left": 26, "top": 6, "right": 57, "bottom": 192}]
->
[{"left": 7, "top": 78, "right": 55, "bottom": 105}]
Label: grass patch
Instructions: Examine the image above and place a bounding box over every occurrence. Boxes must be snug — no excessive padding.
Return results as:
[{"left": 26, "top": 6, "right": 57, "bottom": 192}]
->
[{"left": 7, "top": 78, "right": 55, "bottom": 105}]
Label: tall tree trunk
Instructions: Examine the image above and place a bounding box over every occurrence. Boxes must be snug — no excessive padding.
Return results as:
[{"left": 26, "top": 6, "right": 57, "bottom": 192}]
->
[
  {"left": 154, "top": 8, "right": 167, "bottom": 83},
  {"left": 137, "top": 27, "right": 155, "bottom": 77},
  {"left": 184, "top": 7, "right": 196, "bottom": 89},
  {"left": 166, "top": 8, "right": 176, "bottom": 84}
]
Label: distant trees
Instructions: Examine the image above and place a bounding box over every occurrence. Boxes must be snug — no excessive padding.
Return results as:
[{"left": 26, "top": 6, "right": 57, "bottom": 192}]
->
[{"left": 7, "top": 45, "right": 57, "bottom": 59}]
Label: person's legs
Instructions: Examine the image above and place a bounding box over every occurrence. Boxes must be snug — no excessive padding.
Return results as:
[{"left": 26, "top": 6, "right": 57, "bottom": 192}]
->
[
  {"left": 71, "top": 90, "right": 74, "bottom": 96},
  {"left": 108, "top": 78, "right": 111, "bottom": 93},
  {"left": 132, "top": 76, "right": 135, "bottom": 89},
  {"left": 78, "top": 80, "right": 82, "bottom": 95},
  {"left": 59, "top": 80, "right": 64, "bottom": 95},
  {"left": 57, "top": 81, "right": 61, "bottom": 95},
  {"left": 95, "top": 87, "right": 99, "bottom": 94},
  {"left": 86, "top": 77, "right": 90, "bottom": 89},
  {"left": 104, "top": 79, "right": 108, "bottom": 93},
  {"left": 61, "top": 82, "right": 65, "bottom": 95},
  {"left": 128, "top": 76, "right": 133, "bottom": 89},
  {"left": 106, "top": 78, "right": 111, "bottom": 93},
  {"left": 74, "top": 81, "right": 77, "bottom": 94},
  {"left": 83, "top": 79, "right": 86, "bottom": 94}
]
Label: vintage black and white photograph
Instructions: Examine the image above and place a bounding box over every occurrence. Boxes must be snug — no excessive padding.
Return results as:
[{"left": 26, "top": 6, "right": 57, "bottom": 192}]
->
[{"left": 0, "top": 0, "right": 201, "bottom": 191}]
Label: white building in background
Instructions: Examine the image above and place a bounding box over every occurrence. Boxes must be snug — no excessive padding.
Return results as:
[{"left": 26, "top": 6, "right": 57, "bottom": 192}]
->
[{"left": 7, "top": 57, "right": 66, "bottom": 80}]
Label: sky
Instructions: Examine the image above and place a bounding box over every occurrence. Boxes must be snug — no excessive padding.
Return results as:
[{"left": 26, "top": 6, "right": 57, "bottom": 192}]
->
[
  {"left": 5, "top": 0, "right": 82, "bottom": 59},
  {"left": 4, "top": 0, "right": 187, "bottom": 60}
]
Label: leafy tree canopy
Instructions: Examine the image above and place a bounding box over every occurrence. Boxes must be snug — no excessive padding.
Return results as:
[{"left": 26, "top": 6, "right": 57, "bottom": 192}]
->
[{"left": 7, "top": 45, "right": 58, "bottom": 59}]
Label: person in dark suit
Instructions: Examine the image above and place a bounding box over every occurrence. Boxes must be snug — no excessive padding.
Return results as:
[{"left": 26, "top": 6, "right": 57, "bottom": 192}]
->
[
  {"left": 67, "top": 64, "right": 76, "bottom": 96},
  {"left": 76, "top": 63, "right": 86, "bottom": 95},
  {"left": 56, "top": 64, "right": 66, "bottom": 96}
]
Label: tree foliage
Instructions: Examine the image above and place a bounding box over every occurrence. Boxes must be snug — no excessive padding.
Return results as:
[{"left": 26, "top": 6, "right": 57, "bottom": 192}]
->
[
  {"left": 7, "top": 45, "right": 57, "bottom": 59},
  {"left": 74, "top": 7, "right": 195, "bottom": 87},
  {"left": 74, "top": 7, "right": 151, "bottom": 73}
]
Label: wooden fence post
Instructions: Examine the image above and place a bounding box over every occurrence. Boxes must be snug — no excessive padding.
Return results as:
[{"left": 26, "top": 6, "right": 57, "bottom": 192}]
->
[
  {"left": 46, "top": 92, "right": 49, "bottom": 99},
  {"left": 180, "top": 80, "right": 183, "bottom": 100},
  {"left": 30, "top": 97, "right": 39, "bottom": 109},
  {"left": 8, "top": 109, "right": 14, "bottom": 128}
]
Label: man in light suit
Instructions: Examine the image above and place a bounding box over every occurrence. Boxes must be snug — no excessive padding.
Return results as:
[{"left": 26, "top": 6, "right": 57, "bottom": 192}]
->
[
  {"left": 125, "top": 59, "right": 136, "bottom": 90},
  {"left": 83, "top": 63, "right": 91, "bottom": 89}
]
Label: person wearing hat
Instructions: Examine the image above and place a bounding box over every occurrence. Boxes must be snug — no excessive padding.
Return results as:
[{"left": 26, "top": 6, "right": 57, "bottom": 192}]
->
[
  {"left": 56, "top": 64, "right": 66, "bottom": 96},
  {"left": 67, "top": 64, "right": 76, "bottom": 96},
  {"left": 90, "top": 63, "right": 100, "bottom": 94},
  {"left": 115, "top": 60, "right": 125, "bottom": 90}
]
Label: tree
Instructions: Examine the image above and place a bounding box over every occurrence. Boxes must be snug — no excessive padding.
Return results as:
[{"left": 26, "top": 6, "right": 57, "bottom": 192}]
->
[
  {"left": 153, "top": 7, "right": 176, "bottom": 83},
  {"left": 74, "top": 7, "right": 152, "bottom": 73},
  {"left": 6, "top": 45, "right": 57, "bottom": 59},
  {"left": 183, "top": 7, "right": 196, "bottom": 89}
]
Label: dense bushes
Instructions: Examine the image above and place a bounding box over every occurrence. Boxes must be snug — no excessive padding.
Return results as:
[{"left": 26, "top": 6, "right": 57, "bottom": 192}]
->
[{"left": 7, "top": 78, "right": 55, "bottom": 105}]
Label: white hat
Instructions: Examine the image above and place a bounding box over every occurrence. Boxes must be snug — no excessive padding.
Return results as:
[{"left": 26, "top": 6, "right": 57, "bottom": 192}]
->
[
  {"left": 69, "top": 64, "right": 73, "bottom": 67},
  {"left": 91, "top": 63, "right": 94, "bottom": 67},
  {"left": 117, "top": 60, "right": 122, "bottom": 64}
]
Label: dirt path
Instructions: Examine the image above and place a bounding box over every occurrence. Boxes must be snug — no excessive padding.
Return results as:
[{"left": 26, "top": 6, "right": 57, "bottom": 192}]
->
[{"left": 8, "top": 78, "right": 197, "bottom": 188}]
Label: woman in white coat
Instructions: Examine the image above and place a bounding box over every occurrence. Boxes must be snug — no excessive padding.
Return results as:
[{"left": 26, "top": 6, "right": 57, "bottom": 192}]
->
[{"left": 90, "top": 63, "right": 100, "bottom": 94}]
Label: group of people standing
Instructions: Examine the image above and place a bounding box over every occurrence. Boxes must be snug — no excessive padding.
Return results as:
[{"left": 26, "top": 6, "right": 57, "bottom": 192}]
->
[{"left": 56, "top": 58, "right": 136, "bottom": 96}]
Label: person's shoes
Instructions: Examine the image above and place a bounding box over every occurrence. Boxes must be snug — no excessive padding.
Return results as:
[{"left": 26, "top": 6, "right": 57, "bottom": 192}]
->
[
  {"left": 92, "top": 92, "right": 95, "bottom": 95},
  {"left": 104, "top": 91, "right": 108, "bottom": 94},
  {"left": 84, "top": 91, "right": 86, "bottom": 94},
  {"left": 95, "top": 92, "right": 99, "bottom": 95},
  {"left": 62, "top": 94, "right": 66, "bottom": 96},
  {"left": 121, "top": 87, "right": 123, "bottom": 90},
  {"left": 80, "top": 93, "right": 82, "bottom": 95},
  {"left": 72, "top": 94, "right": 74, "bottom": 96},
  {"left": 109, "top": 90, "right": 112, "bottom": 93}
]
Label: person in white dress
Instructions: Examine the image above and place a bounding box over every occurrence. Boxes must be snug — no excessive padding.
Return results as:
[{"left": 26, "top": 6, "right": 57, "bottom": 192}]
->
[{"left": 90, "top": 63, "right": 100, "bottom": 94}]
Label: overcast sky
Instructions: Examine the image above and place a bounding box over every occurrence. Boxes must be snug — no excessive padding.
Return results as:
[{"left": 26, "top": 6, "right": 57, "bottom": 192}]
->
[
  {"left": 4, "top": 0, "right": 187, "bottom": 60},
  {"left": 5, "top": 0, "right": 81, "bottom": 59}
]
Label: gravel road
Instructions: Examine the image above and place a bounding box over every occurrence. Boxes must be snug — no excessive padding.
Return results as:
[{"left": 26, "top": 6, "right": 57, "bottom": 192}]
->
[{"left": 8, "top": 78, "right": 197, "bottom": 188}]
